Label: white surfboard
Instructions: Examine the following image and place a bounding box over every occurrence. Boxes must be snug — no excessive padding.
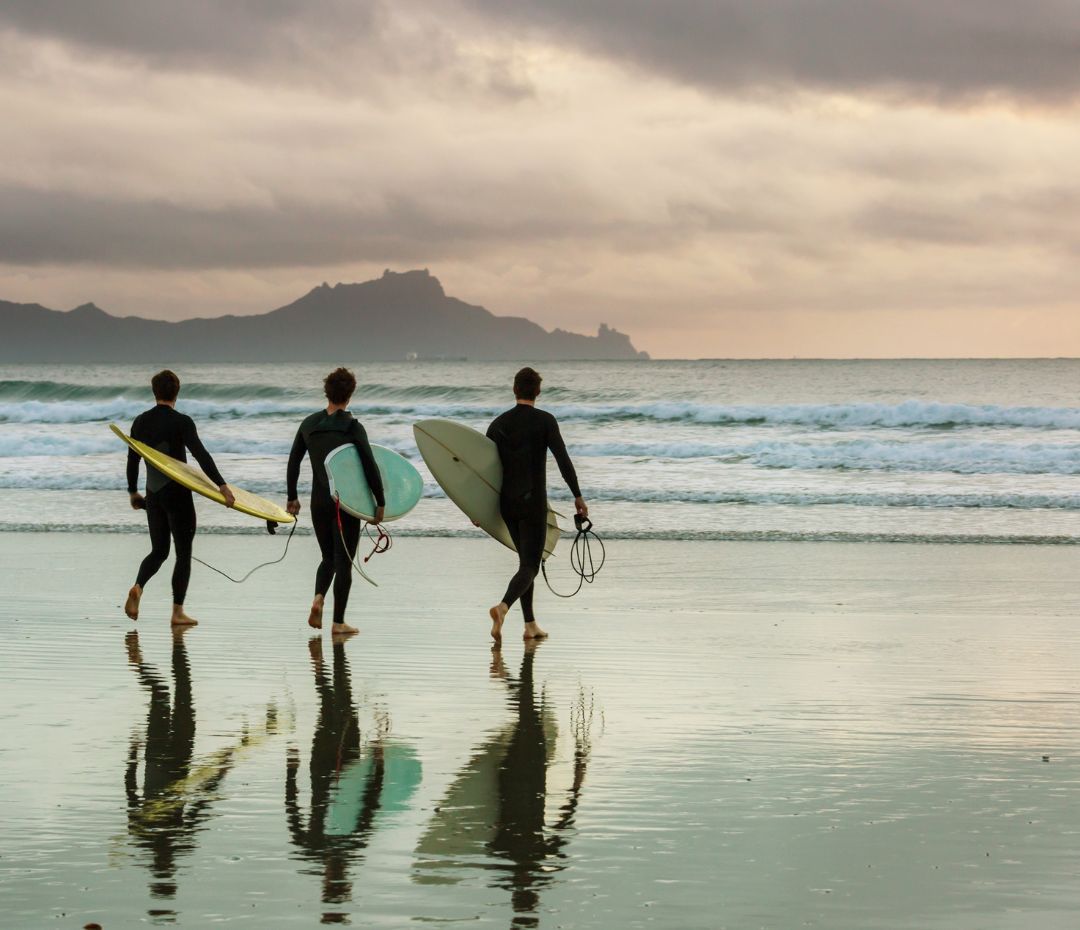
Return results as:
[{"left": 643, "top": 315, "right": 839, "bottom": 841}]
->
[{"left": 412, "top": 419, "right": 561, "bottom": 559}]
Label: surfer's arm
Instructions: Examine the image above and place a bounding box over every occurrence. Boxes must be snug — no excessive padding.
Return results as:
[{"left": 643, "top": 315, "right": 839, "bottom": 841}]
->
[
  {"left": 182, "top": 418, "right": 226, "bottom": 485},
  {"left": 547, "top": 418, "right": 582, "bottom": 499},
  {"left": 126, "top": 447, "right": 141, "bottom": 495},
  {"left": 286, "top": 427, "right": 306, "bottom": 502},
  {"left": 182, "top": 416, "right": 235, "bottom": 506},
  {"left": 352, "top": 423, "right": 385, "bottom": 510},
  {"left": 126, "top": 416, "right": 144, "bottom": 506}
]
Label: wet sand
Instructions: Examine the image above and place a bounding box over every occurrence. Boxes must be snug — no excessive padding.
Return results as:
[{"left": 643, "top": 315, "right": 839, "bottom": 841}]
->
[{"left": 2, "top": 533, "right": 1080, "bottom": 928}]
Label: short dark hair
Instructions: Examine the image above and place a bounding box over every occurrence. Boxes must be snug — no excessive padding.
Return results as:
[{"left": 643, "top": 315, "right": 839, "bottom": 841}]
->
[
  {"left": 324, "top": 367, "right": 357, "bottom": 405},
  {"left": 513, "top": 367, "right": 542, "bottom": 400},
  {"left": 151, "top": 369, "right": 180, "bottom": 402}
]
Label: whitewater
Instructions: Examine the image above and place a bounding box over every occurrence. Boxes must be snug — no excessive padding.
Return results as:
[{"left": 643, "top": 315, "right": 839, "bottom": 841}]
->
[{"left": 1, "top": 358, "right": 1078, "bottom": 543}]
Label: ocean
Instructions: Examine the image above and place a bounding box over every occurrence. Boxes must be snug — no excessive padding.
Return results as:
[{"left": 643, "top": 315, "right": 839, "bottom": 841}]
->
[
  {"left": 5, "top": 361, "right": 1080, "bottom": 929},
  {"left": 2, "top": 358, "right": 1078, "bottom": 544}
]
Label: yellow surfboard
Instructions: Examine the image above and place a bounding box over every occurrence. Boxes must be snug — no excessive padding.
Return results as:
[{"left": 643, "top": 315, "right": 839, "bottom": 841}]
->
[{"left": 110, "top": 423, "right": 295, "bottom": 524}]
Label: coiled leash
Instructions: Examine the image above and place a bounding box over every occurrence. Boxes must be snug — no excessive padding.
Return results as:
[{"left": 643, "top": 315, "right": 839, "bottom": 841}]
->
[
  {"left": 192, "top": 518, "right": 299, "bottom": 584},
  {"left": 542, "top": 514, "right": 606, "bottom": 598},
  {"left": 335, "top": 496, "right": 390, "bottom": 587},
  {"left": 362, "top": 521, "right": 392, "bottom": 562}
]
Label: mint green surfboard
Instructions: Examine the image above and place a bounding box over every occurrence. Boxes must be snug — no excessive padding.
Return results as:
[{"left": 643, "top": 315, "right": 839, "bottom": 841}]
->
[
  {"left": 326, "top": 741, "right": 422, "bottom": 836},
  {"left": 325, "top": 444, "right": 423, "bottom": 522}
]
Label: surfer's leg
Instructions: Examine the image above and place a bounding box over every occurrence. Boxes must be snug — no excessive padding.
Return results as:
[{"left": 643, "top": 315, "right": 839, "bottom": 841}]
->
[
  {"left": 498, "top": 512, "right": 546, "bottom": 635},
  {"left": 517, "top": 518, "right": 548, "bottom": 639},
  {"left": 135, "top": 494, "right": 170, "bottom": 588},
  {"left": 311, "top": 495, "right": 336, "bottom": 593},
  {"left": 330, "top": 510, "right": 361, "bottom": 632},
  {"left": 309, "top": 495, "right": 338, "bottom": 629},
  {"left": 168, "top": 490, "right": 198, "bottom": 626}
]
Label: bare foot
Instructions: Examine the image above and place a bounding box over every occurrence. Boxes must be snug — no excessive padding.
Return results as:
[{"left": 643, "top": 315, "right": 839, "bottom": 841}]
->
[
  {"left": 124, "top": 584, "right": 142, "bottom": 620},
  {"left": 308, "top": 595, "right": 324, "bottom": 630},
  {"left": 171, "top": 605, "right": 198, "bottom": 627},
  {"left": 489, "top": 603, "right": 508, "bottom": 642},
  {"left": 331, "top": 622, "right": 358, "bottom": 642},
  {"left": 523, "top": 621, "right": 548, "bottom": 640}
]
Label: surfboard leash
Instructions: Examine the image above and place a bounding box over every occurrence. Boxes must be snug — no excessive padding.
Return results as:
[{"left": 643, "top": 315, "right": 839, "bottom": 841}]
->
[
  {"left": 361, "top": 521, "right": 392, "bottom": 562},
  {"left": 335, "top": 496, "right": 382, "bottom": 587},
  {"left": 191, "top": 517, "right": 299, "bottom": 584},
  {"left": 542, "top": 514, "right": 606, "bottom": 598}
]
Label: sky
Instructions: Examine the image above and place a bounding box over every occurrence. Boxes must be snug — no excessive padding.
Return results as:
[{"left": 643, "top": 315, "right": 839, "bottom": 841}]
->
[{"left": 2, "top": 1, "right": 1080, "bottom": 358}]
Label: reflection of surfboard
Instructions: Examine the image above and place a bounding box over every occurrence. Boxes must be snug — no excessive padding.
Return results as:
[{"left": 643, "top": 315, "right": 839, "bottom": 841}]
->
[
  {"left": 325, "top": 444, "right": 423, "bottom": 522},
  {"left": 110, "top": 423, "right": 294, "bottom": 524},
  {"left": 326, "top": 741, "right": 422, "bottom": 836},
  {"left": 413, "top": 707, "right": 558, "bottom": 883},
  {"left": 412, "top": 419, "right": 561, "bottom": 559}
]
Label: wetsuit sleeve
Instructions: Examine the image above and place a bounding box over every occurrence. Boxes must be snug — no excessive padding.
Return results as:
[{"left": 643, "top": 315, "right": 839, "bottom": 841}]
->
[
  {"left": 351, "top": 421, "right": 385, "bottom": 509},
  {"left": 182, "top": 416, "right": 227, "bottom": 487},
  {"left": 547, "top": 416, "right": 581, "bottom": 498},
  {"left": 286, "top": 426, "right": 306, "bottom": 500},
  {"left": 126, "top": 415, "right": 142, "bottom": 493}
]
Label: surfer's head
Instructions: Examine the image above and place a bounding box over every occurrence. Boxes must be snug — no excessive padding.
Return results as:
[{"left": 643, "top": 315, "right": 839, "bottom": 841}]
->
[
  {"left": 324, "top": 367, "right": 356, "bottom": 406},
  {"left": 513, "top": 367, "right": 542, "bottom": 401},
  {"left": 151, "top": 369, "right": 180, "bottom": 403}
]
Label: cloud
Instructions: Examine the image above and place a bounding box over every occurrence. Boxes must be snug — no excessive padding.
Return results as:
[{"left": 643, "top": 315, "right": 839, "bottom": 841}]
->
[
  {"left": 0, "top": 1, "right": 534, "bottom": 100},
  {"left": 462, "top": 0, "right": 1080, "bottom": 105},
  {"left": 2, "top": 4, "right": 1080, "bottom": 356}
]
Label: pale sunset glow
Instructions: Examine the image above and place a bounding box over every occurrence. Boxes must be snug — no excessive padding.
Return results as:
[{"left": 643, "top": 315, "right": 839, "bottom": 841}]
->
[{"left": 1, "top": 2, "right": 1079, "bottom": 357}]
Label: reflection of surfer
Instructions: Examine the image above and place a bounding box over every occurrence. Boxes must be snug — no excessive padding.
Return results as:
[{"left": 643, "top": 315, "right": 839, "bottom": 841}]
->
[
  {"left": 286, "top": 368, "right": 385, "bottom": 636},
  {"left": 286, "top": 638, "right": 386, "bottom": 922},
  {"left": 415, "top": 642, "right": 591, "bottom": 926},
  {"left": 490, "top": 643, "right": 580, "bottom": 921},
  {"left": 124, "top": 629, "right": 226, "bottom": 904},
  {"left": 486, "top": 367, "right": 588, "bottom": 641},
  {"left": 123, "top": 370, "right": 235, "bottom": 626}
]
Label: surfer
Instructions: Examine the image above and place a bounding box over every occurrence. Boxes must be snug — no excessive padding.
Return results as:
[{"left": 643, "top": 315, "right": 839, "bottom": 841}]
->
[
  {"left": 124, "top": 370, "right": 235, "bottom": 626},
  {"left": 286, "top": 367, "right": 385, "bottom": 637},
  {"left": 485, "top": 367, "right": 587, "bottom": 641}
]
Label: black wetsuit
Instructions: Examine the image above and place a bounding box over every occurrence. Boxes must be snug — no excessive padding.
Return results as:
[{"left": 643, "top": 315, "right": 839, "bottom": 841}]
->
[
  {"left": 286, "top": 410, "right": 385, "bottom": 625},
  {"left": 127, "top": 405, "right": 226, "bottom": 605},
  {"left": 486, "top": 404, "right": 581, "bottom": 622}
]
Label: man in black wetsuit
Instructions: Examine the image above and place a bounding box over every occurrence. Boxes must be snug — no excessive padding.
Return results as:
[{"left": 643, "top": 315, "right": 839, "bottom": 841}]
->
[
  {"left": 486, "top": 367, "right": 587, "bottom": 642},
  {"left": 124, "top": 370, "right": 235, "bottom": 627},
  {"left": 286, "top": 367, "right": 385, "bottom": 638}
]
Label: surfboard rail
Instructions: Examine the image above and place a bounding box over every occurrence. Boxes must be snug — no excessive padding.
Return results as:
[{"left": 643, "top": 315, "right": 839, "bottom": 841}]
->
[
  {"left": 412, "top": 418, "right": 561, "bottom": 559},
  {"left": 110, "top": 423, "right": 295, "bottom": 524}
]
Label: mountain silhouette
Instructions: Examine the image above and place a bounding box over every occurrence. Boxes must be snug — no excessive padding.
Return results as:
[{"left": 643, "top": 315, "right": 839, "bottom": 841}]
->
[{"left": 0, "top": 270, "right": 648, "bottom": 362}]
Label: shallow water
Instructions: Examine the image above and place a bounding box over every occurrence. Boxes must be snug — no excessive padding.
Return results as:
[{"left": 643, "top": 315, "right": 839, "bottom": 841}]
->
[{"left": 3, "top": 535, "right": 1080, "bottom": 928}]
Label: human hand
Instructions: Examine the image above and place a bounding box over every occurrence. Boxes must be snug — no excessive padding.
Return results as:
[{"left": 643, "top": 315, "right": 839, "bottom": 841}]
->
[
  {"left": 130, "top": 492, "right": 146, "bottom": 511},
  {"left": 574, "top": 496, "right": 588, "bottom": 517},
  {"left": 286, "top": 498, "right": 302, "bottom": 516},
  {"left": 369, "top": 505, "right": 385, "bottom": 525},
  {"left": 219, "top": 484, "right": 236, "bottom": 508},
  {"left": 472, "top": 520, "right": 482, "bottom": 527}
]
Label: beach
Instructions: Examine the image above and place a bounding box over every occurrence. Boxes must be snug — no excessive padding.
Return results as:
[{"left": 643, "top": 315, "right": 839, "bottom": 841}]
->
[{"left": 3, "top": 532, "right": 1079, "bottom": 928}]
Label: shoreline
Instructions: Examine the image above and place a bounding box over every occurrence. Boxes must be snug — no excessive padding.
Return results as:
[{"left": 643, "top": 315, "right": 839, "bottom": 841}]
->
[{"left": 2, "top": 522, "right": 1079, "bottom": 545}]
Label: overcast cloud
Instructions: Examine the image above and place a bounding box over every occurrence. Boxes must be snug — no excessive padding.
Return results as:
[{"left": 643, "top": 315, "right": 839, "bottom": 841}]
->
[{"left": 1, "top": 2, "right": 1079, "bottom": 356}]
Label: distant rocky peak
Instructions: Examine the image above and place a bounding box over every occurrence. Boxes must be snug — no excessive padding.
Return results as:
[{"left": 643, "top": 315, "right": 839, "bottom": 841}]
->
[
  {"left": 377, "top": 267, "right": 445, "bottom": 299},
  {"left": 69, "top": 302, "right": 107, "bottom": 317}
]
